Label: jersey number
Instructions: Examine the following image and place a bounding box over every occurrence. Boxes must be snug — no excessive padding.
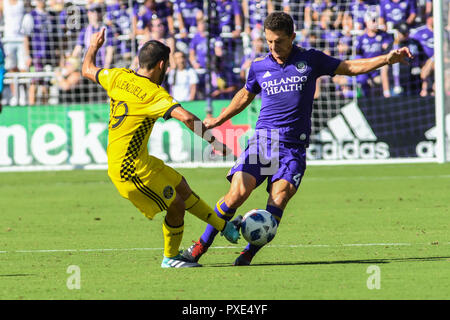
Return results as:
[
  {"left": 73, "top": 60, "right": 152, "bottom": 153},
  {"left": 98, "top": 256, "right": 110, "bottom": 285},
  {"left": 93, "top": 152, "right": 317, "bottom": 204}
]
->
[
  {"left": 110, "top": 101, "right": 129, "bottom": 129},
  {"left": 293, "top": 173, "right": 302, "bottom": 188}
]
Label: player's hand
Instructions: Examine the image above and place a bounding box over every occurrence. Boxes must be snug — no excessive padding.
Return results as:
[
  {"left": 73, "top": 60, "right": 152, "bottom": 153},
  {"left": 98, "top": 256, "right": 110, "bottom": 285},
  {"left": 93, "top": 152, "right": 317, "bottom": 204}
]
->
[
  {"left": 386, "top": 47, "right": 413, "bottom": 65},
  {"left": 90, "top": 27, "right": 106, "bottom": 50},
  {"left": 203, "top": 115, "right": 220, "bottom": 129}
]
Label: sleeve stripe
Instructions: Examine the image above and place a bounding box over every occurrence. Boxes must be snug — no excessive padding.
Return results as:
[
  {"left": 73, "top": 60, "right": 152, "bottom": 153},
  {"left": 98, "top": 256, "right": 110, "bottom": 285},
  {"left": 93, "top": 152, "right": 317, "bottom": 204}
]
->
[
  {"left": 163, "top": 104, "right": 181, "bottom": 121},
  {"left": 95, "top": 68, "right": 104, "bottom": 85}
]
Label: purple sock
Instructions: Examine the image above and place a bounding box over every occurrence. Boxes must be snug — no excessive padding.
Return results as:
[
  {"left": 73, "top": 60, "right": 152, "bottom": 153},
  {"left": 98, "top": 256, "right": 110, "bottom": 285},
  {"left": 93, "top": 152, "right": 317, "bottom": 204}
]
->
[
  {"left": 200, "top": 199, "right": 236, "bottom": 246},
  {"left": 243, "top": 205, "right": 283, "bottom": 259}
]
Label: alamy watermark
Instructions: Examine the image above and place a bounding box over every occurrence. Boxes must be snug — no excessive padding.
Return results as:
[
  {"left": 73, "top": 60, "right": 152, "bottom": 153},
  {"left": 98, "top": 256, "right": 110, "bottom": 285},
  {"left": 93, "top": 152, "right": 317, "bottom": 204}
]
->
[
  {"left": 366, "top": 265, "right": 381, "bottom": 290},
  {"left": 66, "top": 265, "right": 81, "bottom": 290}
]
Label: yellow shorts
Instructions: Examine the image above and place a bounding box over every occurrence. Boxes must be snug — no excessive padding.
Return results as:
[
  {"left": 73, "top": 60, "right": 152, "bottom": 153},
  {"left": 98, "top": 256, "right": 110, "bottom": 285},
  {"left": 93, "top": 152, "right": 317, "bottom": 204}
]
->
[{"left": 110, "top": 158, "right": 182, "bottom": 219}]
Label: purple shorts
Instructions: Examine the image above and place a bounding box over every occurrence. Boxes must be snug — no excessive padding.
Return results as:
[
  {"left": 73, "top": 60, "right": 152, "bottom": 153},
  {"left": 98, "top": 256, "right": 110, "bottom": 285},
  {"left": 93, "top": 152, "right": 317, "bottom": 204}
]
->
[{"left": 227, "top": 133, "right": 307, "bottom": 192}]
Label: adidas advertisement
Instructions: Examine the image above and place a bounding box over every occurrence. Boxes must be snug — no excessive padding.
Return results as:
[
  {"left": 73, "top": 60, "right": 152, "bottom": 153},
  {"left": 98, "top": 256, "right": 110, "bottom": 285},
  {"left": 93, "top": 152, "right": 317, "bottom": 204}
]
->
[
  {"left": 0, "top": 96, "right": 446, "bottom": 170},
  {"left": 308, "top": 101, "right": 390, "bottom": 160},
  {"left": 308, "top": 96, "right": 440, "bottom": 160}
]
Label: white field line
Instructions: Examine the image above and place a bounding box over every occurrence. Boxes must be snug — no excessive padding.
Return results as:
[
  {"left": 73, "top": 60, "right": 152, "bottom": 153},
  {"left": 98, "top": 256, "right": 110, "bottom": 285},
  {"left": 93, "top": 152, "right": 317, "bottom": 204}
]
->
[
  {"left": 0, "top": 242, "right": 448, "bottom": 254},
  {"left": 305, "top": 174, "right": 450, "bottom": 181}
]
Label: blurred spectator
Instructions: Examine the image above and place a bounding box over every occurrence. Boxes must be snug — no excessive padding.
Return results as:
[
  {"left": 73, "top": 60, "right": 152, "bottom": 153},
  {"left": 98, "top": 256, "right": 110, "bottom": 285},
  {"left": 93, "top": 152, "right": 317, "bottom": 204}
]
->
[
  {"left": 355, "top": 11, "right": 393, "bottom": 98},
  {"left": 173, "top": 0, "right": 203, "bottom": 40},
  {"left": 299, "top": 26, "right": 322, "bottom": 50},
  {"left": 48, "top": 0, "right": 65, "bottom": 64},
  {"left": 189, "top": 16, "right": 223, "bottom": 70},
  {"left": 420, "top": 55, "right": 434, "bottom": 96},
  {"left": 132, "top": 0, "right": 174, "bottom": 37},
  {"left": 133, "top": 17, "right": 176, "bottom": 69},
  {"left": 304, "top": 0, "right": 344, "bottom": 30},
  {"left": 410, "top": 14, "right": 434, "bottom": 96},
  {"left": 22, "top": 0, "right": 53, "bottom": 105},
  {"left": 59, "top": 2, "right": 88, "bottom": 43},
  {"left": 210, "top": 58, "right": 239, "bottom": 100},
  {"left": 379, "top": 0, "right": 417, "bottom": 31},
  {"left": 240, "top": 31, "right": 265, "bottom": 83},
  {"left": 282, "top": 0, "right": 304, "bottom": 31},
  {"left": 215, "top": 0, "right": 243, "bottom": 67},
  {"left": 72, "top": 5, "right": 115, "bottom": 69},
  {"left": 1, "top": 0, "right": 26, "bottom": 106},
  {"left": 391, "top": 23, "right": 425, "bottom": 96},
  {"left": 167, "top": 51, "right": 199, "bottom": 102},
  {"left": 332, "top": 20, "right": 355, "bottom": 99},
  {"left": 243, "top": 0, "right": 273, "bottom": 35},
  {"left": 54, "top": 55, "right": 82, "bottom": 104},
  {"left": 104, "top": 0, "right": 132, "bottom": 67},
  {"left": 319, "top": 8, "right": 342, "bottom": 56},
  {"left": 344, "top": 0, "right": 372, "bottom": 30}
]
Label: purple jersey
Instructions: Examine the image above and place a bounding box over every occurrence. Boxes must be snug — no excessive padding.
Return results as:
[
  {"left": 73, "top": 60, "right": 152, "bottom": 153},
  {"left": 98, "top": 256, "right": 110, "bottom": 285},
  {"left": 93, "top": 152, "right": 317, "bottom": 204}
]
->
[
  {"left": 347, "top": 0, "right": 369, "bottom": 28},
  {"left": 380, "top": 0, "right": 417, "bottom": 25},
  {"left": 216, "top": 0, "right": 242, "bottom": 34},
  {"left": 189, "top": 32, "right": 208, "bottom": 68},
  {"left": 245, "top": 46, "right": 341, "bottom": 144},
  {"left": 174, "top": 0, "right": 203, "bottom": 32},
  {"left": 106, "top": 3, "right": 131, "bottom": 33},
  {"left": 24, "top": 10, "right": 52, "bottom": 60},
  {"left": 246, "top": 0, "right": 268, "bottom": 30},
  {"left": 355, "top": 31, "right": 393, "bottom": 58},
  {"left": 410, "top": 25, "right": 434, "bottom": 58},
  {"left": 133, "top": 2, "right": 172, "bottom": 31},
  {"left": 77, "top": 25, "right": 115, "bottom": 66}
]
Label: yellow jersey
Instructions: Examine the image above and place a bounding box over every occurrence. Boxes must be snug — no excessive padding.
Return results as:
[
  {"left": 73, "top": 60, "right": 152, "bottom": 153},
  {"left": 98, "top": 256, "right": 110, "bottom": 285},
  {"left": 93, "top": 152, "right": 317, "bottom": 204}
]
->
[{"left": 96, "top": 68, "right": 179, "bottom": 181}]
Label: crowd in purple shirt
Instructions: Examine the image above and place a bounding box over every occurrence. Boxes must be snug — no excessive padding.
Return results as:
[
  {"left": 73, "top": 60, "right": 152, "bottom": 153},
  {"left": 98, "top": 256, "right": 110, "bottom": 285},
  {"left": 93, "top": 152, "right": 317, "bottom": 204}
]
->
[{"left": 0, "top": 0, "right": 442, "bottom": 106}]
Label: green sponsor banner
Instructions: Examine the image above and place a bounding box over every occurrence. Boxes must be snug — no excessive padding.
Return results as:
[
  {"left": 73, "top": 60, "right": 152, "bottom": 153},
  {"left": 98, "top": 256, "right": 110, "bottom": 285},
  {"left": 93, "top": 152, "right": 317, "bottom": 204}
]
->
[{"left": 0, "top": 100, "right": 260, "bottom": 167}]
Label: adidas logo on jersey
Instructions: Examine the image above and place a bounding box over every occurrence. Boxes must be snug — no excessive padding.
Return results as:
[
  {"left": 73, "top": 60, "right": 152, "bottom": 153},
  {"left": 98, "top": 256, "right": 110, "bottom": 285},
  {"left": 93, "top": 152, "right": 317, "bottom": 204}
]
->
[
  {"left": 262, "top": 71, "right": 272, "bottom": 78},
  {"left": 308, "top": 102, "right": 390, "bottom": 160}
]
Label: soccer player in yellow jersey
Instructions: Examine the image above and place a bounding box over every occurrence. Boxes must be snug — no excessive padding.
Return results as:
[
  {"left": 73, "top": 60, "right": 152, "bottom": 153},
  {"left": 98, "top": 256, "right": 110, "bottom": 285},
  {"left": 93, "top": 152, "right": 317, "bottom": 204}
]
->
[{"left": 81, "top": 28, "right": 241, "bottom": 268}]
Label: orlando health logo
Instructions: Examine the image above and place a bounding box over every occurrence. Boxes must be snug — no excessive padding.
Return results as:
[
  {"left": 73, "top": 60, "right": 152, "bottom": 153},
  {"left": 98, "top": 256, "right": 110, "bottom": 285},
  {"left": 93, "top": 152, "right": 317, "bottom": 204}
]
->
[{"left": 308, "top": 102, "right": 390, "bottom": 160}]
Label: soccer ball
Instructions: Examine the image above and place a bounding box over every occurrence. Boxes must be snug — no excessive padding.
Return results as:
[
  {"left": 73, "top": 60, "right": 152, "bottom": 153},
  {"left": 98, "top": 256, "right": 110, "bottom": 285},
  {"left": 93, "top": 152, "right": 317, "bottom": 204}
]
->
[{"left": 241, "top": 209, "right": 278, "bottom": 246}]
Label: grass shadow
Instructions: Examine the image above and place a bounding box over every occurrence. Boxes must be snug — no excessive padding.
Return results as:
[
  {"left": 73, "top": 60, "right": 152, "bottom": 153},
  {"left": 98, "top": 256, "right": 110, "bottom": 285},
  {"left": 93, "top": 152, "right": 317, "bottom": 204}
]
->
[{"left": 206, "top": 256, "right": 450, "bottom": 268}]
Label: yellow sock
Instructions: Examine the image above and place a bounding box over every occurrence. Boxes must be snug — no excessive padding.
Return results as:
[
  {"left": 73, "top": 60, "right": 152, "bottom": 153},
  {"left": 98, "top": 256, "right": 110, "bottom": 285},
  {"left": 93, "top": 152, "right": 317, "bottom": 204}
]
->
[
  {"left": 185, "top": 192, "right": 226, "bottom": 231},
  {"left": 162, "top": 218, "right": 184, "bottom": 258}
]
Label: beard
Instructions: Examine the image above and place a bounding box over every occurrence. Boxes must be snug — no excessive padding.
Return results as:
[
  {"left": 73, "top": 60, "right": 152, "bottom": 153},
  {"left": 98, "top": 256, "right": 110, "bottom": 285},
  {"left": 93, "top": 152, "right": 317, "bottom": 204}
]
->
[
  {"left": 158, "top": 72, "right": 166, "bottom": 85},
  {"left": 158, "top": 62, "right": 169, "bottom": 85}
]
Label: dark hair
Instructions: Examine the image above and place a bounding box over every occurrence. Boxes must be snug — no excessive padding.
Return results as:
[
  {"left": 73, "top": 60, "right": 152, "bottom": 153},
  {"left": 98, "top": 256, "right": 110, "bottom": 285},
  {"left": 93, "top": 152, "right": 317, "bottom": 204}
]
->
[
  {"left": 138, "top": 40, "right": 171, "bottom": 70},
  {"left": 264, "top": 12, "right": 294, "bottom": 36}
]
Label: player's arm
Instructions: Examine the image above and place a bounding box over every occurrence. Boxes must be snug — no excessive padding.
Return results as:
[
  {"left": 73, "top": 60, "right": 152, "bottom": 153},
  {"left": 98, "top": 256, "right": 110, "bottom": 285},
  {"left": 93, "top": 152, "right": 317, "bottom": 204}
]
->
[
  {"left": 166, "top": 104, "right": 232, "bottom": 155},
  {"left": 335, "top": 47, "right": 413, "bottom": 76},
  {"left": 81, "top": 27, "right": 106, "bottom": 83},
  {"left": 204, "top": 87, "right": 256, "bottom": 129}
]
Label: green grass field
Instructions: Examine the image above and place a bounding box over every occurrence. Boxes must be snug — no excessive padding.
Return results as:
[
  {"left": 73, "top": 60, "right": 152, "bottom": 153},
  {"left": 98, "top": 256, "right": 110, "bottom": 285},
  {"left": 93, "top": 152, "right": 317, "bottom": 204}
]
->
[{"left": 1, "top": 163, "right": 449, "bottom": 300}]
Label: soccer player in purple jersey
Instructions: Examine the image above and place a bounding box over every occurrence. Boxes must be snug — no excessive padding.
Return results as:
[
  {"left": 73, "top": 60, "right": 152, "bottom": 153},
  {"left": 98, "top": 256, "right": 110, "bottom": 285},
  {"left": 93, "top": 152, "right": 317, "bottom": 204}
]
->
[{"left": 182, "top": 12, "right": 413, "bottom": 266}]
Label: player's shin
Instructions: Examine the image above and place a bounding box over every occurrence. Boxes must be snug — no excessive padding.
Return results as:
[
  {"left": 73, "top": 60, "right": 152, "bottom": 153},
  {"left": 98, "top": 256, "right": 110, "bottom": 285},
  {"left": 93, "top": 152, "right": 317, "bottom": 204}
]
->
[
  {"left": 162, "top": 218, "right": 184, "bottom": 258},
  {"left": 200, "top": 198, "right": 236, "bottom": 246},
  {"left": 185, "top": 192, "right": 229, "bottom": 232}
]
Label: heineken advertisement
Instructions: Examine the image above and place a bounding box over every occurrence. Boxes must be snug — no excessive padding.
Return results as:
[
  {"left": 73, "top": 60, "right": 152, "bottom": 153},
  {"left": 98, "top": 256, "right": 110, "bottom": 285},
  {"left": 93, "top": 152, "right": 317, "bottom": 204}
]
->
[
  {"left": 0, "top": 100, "right": 256, "bottom": 168},
  {"left": 0, "top": 96, "right": 441, "bottom": 170}
]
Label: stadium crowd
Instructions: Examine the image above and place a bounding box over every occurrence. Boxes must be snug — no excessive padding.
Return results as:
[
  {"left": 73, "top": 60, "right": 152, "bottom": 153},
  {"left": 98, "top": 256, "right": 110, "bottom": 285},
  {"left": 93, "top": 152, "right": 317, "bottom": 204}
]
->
[{"left": 0, "top": 0, "right": 446, "bottom": 107}]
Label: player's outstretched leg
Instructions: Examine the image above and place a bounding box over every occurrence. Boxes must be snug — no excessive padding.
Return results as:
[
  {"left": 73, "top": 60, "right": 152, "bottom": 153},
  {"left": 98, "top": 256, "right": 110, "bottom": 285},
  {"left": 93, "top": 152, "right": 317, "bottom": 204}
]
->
[
  {"left": 182, "top": 172, "right": 256, "bottom": 263},
  {"left": 161, "top": 193, "right": 202, "bottom": 268},
  {"left": 234, "top": 205, "right": 283, "bottom": 266}
]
